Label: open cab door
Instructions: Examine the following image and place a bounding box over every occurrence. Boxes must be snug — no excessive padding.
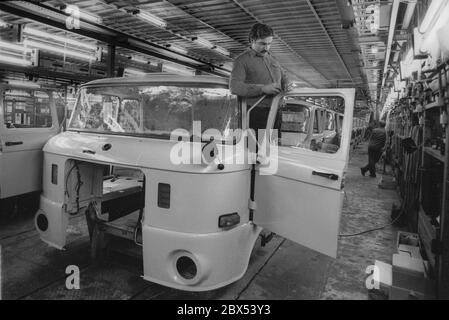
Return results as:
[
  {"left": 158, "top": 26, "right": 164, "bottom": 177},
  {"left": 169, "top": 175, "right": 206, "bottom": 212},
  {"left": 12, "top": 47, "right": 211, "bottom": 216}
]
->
[
  {"left": 253, "top": 89, "right": 354, "bottom": 258},
  {"left": 0, "top": 86, "right": 60, "bottom": 199}
]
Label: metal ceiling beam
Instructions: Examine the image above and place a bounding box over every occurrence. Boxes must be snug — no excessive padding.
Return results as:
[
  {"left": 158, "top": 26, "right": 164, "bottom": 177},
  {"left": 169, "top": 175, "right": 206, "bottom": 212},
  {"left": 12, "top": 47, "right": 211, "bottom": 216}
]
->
[
  {"left": 0, "top": 1, "right": 231, "bottom": 77},
  {"left": 305, "top": 0, "right": 354, "bottom": 85},
  {"left": 163, "top": 0, "right": 248, "bottom": 48},
  {"left": 229, "top": 0, "right": 327, "bottom": 87},
  {"left": 380, "top": 0, "right": 400, "bottom": 101},
  {"left": 0, "top": 63, "right": 103, "bottom": 83},
  {"left": 358, "top": 36, "right": 386, "bottom": 44}
]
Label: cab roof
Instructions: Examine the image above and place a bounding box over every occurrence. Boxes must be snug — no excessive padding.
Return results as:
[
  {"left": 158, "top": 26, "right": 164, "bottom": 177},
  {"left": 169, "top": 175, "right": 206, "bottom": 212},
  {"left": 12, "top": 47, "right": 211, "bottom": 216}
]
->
[{"left": 82, "top": 73, "right": 229, "bottom": 88}]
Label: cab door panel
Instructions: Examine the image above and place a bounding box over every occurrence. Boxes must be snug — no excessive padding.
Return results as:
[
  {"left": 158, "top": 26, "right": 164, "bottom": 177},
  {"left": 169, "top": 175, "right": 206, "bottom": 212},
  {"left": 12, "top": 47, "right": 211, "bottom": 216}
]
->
[
  {"left": 255, "top": 174, "right": 343, "bottom": 257},
  {"left": 0, "top": 88, "right": 60, "bottom": 199},
  {"left": 0, "top": 131, "right": 54, "bottom": 198},
  {"left": 254, "top": 89, "right": 354, "bottom": 258}
]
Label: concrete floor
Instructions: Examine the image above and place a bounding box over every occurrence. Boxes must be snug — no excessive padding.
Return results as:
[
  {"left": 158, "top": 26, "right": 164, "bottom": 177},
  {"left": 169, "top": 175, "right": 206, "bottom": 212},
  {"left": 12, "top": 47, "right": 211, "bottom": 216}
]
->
[{"left": 0, "top": 142, "right": 402, "bottom": 300}]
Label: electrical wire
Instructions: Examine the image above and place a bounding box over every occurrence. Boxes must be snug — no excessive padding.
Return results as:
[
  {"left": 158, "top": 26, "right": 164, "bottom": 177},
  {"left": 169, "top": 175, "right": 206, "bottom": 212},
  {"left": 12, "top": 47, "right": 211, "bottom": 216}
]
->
[
  {"left": 64, "top": 162, "right": 78, "bottom": 198},
  {"left": 64, "top": 161, "right": 83, "bottom": 214},
  {"left": 338, "top": 205, "right": 405, "bottom": 238},
  {"left": 133, "top": 208, "right": 143, "bottom": 247}
]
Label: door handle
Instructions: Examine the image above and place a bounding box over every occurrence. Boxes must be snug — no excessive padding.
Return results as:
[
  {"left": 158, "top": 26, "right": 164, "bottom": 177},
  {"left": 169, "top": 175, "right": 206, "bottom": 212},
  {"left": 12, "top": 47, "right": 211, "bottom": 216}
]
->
[
  {"left": 312, "top": 170, "right": 339, "bottom": 180},
  {"left": 82, "top": 149, "right": 96, "bottom": 155},
  {"left": 5, "top": 141, "right": 23, "bottom": 146}
]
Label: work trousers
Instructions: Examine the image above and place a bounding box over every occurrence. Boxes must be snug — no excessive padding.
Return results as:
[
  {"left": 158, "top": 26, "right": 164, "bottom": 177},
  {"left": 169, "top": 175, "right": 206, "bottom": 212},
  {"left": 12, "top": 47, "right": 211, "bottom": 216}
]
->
[
  {"left": 362, "top": 146, "right": 383, "bottom": 176},
  {"left": 249, "top": 107, "right": 280, "bottom": 141}
]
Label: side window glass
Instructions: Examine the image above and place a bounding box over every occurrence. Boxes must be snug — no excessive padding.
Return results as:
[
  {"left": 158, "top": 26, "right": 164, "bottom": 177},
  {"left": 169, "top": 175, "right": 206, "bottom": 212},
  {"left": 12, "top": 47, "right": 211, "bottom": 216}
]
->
[
  {"left": 276, "top": 96, "right": 345, "bottom": 154},
  {"left": 313, "top": 109, "right": 320, "bottom": 134},
  {"left": 3, "top": 90, "right": 53, "bottom": 129},
  {"left": 277, "top": 101, "right": 311, "bottom": 148}
]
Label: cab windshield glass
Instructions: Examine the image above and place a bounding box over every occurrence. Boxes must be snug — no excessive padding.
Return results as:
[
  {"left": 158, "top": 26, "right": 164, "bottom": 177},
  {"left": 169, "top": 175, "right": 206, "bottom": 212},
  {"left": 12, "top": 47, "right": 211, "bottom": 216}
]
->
[{"left": 68, "top": 84, "right": 241, "bottom": 143}]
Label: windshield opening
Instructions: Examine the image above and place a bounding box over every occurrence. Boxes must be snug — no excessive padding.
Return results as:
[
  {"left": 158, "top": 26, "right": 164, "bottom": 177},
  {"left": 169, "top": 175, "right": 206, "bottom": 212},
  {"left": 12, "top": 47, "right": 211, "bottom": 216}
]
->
[{"left": 68, "top": 84, "right": 241, "bottom": 143}]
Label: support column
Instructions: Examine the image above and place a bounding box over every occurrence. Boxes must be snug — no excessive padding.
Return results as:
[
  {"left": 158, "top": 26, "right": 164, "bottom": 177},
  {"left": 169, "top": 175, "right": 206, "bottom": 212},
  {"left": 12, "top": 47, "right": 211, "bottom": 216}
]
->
[{"left": 107, "top": 45, "right": 115, "bottom": 77}]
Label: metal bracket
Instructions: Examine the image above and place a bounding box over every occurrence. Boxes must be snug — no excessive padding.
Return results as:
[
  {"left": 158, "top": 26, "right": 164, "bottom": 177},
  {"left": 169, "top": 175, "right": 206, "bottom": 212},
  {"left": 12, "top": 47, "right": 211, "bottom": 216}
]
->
[
  {"left": 248, "top": 199, "right": 257, "bottom": 210},
  {"left": 260, "top": 232, "right": 275, "bottom": 247}
]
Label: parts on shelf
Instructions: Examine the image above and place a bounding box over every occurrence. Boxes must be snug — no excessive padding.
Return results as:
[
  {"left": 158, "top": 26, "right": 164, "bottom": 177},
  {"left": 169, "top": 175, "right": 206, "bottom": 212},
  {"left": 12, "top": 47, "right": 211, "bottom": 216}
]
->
[{"left": 421, "top": 158, "right": 443, "bottom": 219}]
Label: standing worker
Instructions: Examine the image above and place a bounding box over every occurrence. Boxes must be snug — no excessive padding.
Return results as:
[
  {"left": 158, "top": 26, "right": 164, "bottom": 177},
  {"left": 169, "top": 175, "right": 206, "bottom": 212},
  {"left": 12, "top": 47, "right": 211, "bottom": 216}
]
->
[
  {"left": 361, "top": 120, "right": 387, "bottom": 178},
  {"left": 229, "top": 23, "right": 290, "bottom": 134}
]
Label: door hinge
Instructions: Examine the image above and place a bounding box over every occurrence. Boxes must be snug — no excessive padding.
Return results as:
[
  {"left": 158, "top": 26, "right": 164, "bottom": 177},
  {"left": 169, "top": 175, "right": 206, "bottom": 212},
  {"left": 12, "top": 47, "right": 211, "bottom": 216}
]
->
[{"left": 260, "top": 232, "right": 275, "bottom": 247}]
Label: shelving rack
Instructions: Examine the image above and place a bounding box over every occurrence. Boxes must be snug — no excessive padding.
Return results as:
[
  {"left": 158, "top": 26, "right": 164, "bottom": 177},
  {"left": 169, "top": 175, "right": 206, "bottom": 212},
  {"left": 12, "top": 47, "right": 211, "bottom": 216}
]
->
[{"left": 389, "top": 60, "right": 449, "bottom": 299}]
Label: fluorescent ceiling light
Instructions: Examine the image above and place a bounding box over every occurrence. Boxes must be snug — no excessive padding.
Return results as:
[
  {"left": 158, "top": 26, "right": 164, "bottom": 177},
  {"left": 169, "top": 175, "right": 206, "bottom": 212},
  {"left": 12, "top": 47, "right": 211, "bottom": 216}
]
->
[
  {"left": 23, "top": 26, "right": 97, "bottom": 51},
  {"left": 166, "top": 44, "right": 187, "bottom": 55},
  {"left": 33, "top": 92, "right": 50, "bottom": 99},
  {"left": 0, "top": 40, "right": 29, "bottom": 52},
  {"left": 128, "top": 55, "right": 149, "bottom": 64},
  {"left": 0, "top": 18, "right": 10, "bottom": 28},
  {"left": 192, "top": 36, "right": 214, "bottom": 49},
  {"left": 63, "top": 5, "right": 102, "bottom": 24},
  {"left": 124, "top": 68, "right": 148, "bottom": 76},
  {"left": 5, "top": 89, "right": 32, "bottom": 97},
  {"left": 0, "top": 55, "right": 32, "bottom": 66},
  {"left": 7, "top": 80, "right": 40, "bottom": 88},
  {"left": 24, "top": 39, "right": 95, "bottom": 61},
  {"left": 163, "top": 64, "right": 195, "bottom": 76},
  {"left": 420, "top": 2, "right": 449, "bottom": 53},
  {"left": 419, "top": 0, "right": 449, "bottom": 33},
  {"left": 135, "top": 10, "right": 167, "bottom": 28},
  {"left": 213, "top": 46, "right": 230, "bottom": 56}
]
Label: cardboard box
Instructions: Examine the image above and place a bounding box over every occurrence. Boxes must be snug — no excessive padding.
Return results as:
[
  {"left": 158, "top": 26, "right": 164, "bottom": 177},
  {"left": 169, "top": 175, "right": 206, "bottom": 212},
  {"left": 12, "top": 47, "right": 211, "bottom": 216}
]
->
[
  {"left": 396, "top": 231, "right": 420, "bottom": 248},
  {"left": 389, "top": 270, "right": 436, "bottom": 300},
  {"left": 392, "top": 253, "right": 425, "bottom": 276},
  {"left": 398, "top": 244, "right": 422, "bottom": 259}
]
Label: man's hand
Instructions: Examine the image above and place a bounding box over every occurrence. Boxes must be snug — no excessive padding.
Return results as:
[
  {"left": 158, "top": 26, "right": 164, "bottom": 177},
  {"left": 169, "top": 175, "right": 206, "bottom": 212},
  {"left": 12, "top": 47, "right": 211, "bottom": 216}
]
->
[{"left": 262, "top": 83, "right": 281, "bottom": 95}]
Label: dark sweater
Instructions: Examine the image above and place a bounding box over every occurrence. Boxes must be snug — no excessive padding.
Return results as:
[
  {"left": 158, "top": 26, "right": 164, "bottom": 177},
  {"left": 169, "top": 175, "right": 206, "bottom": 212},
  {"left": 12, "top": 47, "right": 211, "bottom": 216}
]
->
[{"left": 369, "top": 128, "right": 386, "bottom": 150}]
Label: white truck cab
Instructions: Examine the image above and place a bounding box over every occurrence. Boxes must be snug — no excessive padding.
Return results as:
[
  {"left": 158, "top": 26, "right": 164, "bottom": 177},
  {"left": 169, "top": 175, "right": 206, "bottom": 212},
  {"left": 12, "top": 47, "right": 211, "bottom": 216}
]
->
[
  {"left": 0, "top": 85, "right": 61, "bottom": 211},
  {"left": 34, "top": 74, "right": 354, "bottom": 291}
]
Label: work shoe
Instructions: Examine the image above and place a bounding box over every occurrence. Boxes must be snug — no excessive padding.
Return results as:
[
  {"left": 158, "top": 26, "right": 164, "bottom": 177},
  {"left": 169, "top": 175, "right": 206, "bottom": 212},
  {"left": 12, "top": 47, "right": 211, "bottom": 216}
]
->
[{"left": 360, "top": 168, "right": 366, "bottom": 176}]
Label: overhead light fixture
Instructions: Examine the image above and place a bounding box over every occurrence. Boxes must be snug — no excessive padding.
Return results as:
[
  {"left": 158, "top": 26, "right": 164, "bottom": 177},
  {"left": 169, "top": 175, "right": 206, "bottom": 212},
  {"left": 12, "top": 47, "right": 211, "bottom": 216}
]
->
[
  {"left": 0, "top": 18, "right": 11, "bottom": 29},
  {"left": 6, "top": 80, "right": 40, "bottom": 89},
  {"left": 213, "top": 46, "right": 230, "bottom": 56},
  {"left": 0, "top": 40, "right": 35, "bottom": 66},
  {"left": 23, "top": 26, "right": 98, "bottom": 51},
  {"left": 162, "top": 64, "right": 195, "bottom": 76},
  {"left": 0, "top": 40, "right": 29, "bottom": 53},
  {"left": 419, "top": 0, "right": 449, "bottom": 34},
  {"left": 124, "top": 68, "right": 148, "bottom": 76},
  {"left": 0, "top": 55, "right": 32, "bottom": 66},
  {"left": 62, "top": 4, "right": 102, "bottom": 24},
  {"left": 133, "top": 10, "right": 167, "bottom": 28},
  {"left": 420, "top": 2, "right": 449, "bottom": 54},
  {"left": 128, "top": 55, "right": 149, "bottom": 64},
  {"left": 4, "top": 89, "right": 32, "bottom": 97},
  {"left": 165, "top": 44, "right": 188, "bottom": 55},
  {"left": 192, "top": 36, "right": 214, "bottom": 49},
  {"left": 24, "top": 39, "right": 95, "bottom": 61}
]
